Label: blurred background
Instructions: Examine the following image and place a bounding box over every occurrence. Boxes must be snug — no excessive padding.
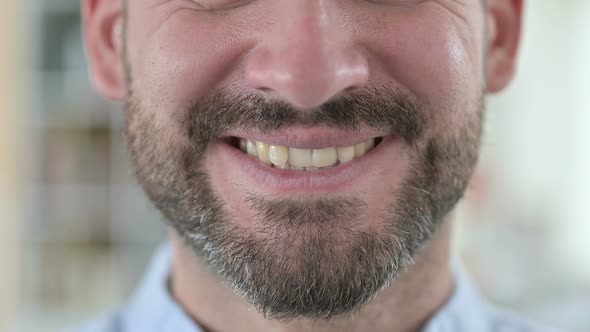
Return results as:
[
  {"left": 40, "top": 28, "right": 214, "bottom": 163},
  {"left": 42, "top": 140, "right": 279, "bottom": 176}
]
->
[{"left": 1, "top": 1, "right": 589, "bottom": 331}]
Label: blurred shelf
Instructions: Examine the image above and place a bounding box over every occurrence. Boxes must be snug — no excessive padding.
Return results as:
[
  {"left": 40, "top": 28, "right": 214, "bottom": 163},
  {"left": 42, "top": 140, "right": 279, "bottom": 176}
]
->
[
  {"left": 29, "top": 70, "right": 118, "bottom": 129},
  {"left": 27, "top": 184, "right": 112, "bottom": 242},
  {"left": 26, "top": 184, "right": 164, "bottom": 243},
  {"left": 22, "top": 1, "right": 164, "bottom": 331},
  {"left": 23, "top": 241, "right": 125, "bottom": 319},
  {"left": 34, "top": 10, "right": 85, "bottom": 71},
  {"left": 109, "top": 186, "right": 168, "bottom": 244},
  {"left": 39, "top": 126, "right": 112, "bottom": 184},
  {"left": 28, "top": 0, "right": 80, "bottom": 17}
]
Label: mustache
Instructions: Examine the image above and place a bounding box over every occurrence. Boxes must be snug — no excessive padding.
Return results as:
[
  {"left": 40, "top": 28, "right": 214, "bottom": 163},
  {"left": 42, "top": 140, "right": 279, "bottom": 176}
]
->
[{"left": 183, "top": 86, "right": 427, "bottom": 145}]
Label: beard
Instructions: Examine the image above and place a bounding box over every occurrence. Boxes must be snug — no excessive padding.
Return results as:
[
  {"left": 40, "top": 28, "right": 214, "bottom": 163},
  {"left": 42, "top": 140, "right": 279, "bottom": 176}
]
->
[{"left": 125, "top": 83, "right": 483, "bottom": 321}]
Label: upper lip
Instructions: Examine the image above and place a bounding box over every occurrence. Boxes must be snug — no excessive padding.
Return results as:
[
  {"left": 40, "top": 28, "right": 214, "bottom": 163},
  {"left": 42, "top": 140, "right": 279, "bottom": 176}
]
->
[{"left": 222, "top": 127, "right": 392, "bottom": 149}]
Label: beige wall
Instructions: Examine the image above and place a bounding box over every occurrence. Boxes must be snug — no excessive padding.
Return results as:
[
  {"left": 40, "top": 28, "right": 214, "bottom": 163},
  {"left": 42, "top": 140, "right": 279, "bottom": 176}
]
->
[{"left": 0, "top": 0, "right": 27, "bottom": 330}]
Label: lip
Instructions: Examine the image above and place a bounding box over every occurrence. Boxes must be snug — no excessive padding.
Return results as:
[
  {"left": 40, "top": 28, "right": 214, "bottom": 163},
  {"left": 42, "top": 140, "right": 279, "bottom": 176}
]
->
[
  {"left": 212, "top": 134, "right": 403, "bottom": 193},
  {"left": 222, "top": 127, "right": 390, "bottom": 149}
]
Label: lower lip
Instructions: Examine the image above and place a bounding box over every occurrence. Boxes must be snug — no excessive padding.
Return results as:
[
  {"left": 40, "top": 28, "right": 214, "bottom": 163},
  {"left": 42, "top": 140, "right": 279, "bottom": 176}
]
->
[{"left": 214, "top": 135, "right": 403, "bottom": 193}]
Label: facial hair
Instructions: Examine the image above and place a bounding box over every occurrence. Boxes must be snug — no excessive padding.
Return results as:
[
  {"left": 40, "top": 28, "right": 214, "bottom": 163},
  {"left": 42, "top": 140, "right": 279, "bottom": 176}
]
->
[{"left": 125, "top": 83, "right": 483, "bottom": 321}]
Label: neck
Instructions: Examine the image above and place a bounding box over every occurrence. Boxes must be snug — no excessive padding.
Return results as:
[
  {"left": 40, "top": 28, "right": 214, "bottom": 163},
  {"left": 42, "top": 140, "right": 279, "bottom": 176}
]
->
[{"left": 170, "top": 220, "right": 455, "bottom": 332}]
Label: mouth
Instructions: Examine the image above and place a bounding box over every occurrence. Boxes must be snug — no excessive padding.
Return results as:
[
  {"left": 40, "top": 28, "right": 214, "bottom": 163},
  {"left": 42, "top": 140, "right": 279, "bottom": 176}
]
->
[
  {"left": 223, "top": 136, "right": 385, "bottom": 171},
  {"left": 210, "top": 128, "right": 404, "bottom": 193}
]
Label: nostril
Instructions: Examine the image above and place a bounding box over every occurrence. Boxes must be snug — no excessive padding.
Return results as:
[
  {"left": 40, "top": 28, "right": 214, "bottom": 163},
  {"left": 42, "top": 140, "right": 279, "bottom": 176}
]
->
[{"left": 244, "top": 41, "right": 370, "bottom": 109}]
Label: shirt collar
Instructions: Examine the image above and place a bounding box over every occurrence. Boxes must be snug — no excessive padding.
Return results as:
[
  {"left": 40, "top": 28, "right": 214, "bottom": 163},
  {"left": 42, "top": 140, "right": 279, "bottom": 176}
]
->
[
  {"left": 422, "top": 259, "right": 494, "bottom": 332},
  {"left": 123, "top": 243, "right": 201, "bottom": 332},
  {"left": 123, "top": 243, "right": 491, "bottom": 332}
]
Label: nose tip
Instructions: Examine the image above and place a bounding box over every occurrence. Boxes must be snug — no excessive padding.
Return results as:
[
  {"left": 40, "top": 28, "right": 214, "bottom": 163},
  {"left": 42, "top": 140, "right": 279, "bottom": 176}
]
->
[{"left": 245, "top": 44, "right": 370, "bottom": 109}]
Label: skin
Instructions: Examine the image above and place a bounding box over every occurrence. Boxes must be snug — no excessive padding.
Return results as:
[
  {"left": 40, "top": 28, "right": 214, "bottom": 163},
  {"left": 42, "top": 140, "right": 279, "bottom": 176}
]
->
[{"left": 83, "top": 0, "right": 523, "bottom": 331}]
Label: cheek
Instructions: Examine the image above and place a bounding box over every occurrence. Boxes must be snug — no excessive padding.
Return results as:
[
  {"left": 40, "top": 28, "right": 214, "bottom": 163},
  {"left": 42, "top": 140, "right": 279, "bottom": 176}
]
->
[
  {"left": 128, "top": 11, "right": 254, "bottom": 117},
  {"left": 364, "top": 11, "right": 482, "bottom": 133}
]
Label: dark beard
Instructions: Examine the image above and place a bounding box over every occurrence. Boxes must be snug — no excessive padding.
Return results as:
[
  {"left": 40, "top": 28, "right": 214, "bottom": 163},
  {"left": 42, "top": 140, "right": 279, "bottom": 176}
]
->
[{"left": 125, "top": 85, "right": 483, "bottom": 321}]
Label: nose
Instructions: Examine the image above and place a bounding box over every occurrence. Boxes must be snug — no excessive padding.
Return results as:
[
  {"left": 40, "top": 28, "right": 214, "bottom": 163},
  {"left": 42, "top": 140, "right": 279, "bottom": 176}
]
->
[{"left": 245, "top": 2, "right": 370, "bottom": 109}]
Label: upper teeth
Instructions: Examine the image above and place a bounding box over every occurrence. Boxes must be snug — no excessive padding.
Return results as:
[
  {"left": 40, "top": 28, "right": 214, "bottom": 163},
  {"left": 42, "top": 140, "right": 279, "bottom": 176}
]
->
[{"left": 238, "top": 138, "right": 378, "bottom": 170}]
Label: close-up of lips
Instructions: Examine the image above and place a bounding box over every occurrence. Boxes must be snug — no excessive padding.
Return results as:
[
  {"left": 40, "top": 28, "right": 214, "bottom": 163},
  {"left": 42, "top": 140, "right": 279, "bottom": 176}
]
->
[
  {"left": 4, "top": 1, "right": 590, "bottom": 332},
  {"left": 221, "top": 132, "right": 388, "bottom": 188},
  {"left": 213, "top": 108, "right": 408, "bottom": 193},
  {"left": 155, "top": 87, "right": 428, "bottom": 195}
]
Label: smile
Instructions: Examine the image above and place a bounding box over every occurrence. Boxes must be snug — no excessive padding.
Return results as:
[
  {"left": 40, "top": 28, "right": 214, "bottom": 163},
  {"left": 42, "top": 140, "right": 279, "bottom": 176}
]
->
[
  {"left": 227, "top": 137, "right": 384, "bottom": 171},
  {"left": 212, "top": 128, "right": 404, "bottom": 193}
]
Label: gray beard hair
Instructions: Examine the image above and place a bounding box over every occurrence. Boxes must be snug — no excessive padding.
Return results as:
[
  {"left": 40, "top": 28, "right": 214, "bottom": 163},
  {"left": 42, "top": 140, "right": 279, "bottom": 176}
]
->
[{"left": 125, "top": 85, "right": 483, "bottom": 321}]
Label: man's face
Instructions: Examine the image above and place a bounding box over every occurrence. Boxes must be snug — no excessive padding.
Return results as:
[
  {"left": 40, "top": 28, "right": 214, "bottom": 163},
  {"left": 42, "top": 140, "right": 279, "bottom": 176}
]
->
[{"left": 85, "top": 0, "right": 521, "bottom": 321}]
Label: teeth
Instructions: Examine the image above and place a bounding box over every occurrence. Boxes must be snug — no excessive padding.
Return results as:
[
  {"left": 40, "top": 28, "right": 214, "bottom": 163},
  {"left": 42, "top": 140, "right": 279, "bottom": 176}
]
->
[
  {"left": 246, "top": 140, "right": 257, "bottom": 157},
  {"left": 337, "top": 146, "right": 355, "bottom": 164},
  {"left": 269, "top": 145, "right": 289, "bottom": 167},
  {"left": 289, "top": 148, "right": 313, "bottom": 168},
  {"left": 312, "top": 148, "right": 338, "bottom": 168},
  {"left": 256, "top": 142, "right": 271, "bottom": 165},
  {"left": 239, "top": 139, "right": 247, "bottom": 153},
  {"left": 240, "top": 138, "right": 379, "bottom": 171},
  {"left": 354, "top": 142, "right": 366, "bottom": 158}
]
